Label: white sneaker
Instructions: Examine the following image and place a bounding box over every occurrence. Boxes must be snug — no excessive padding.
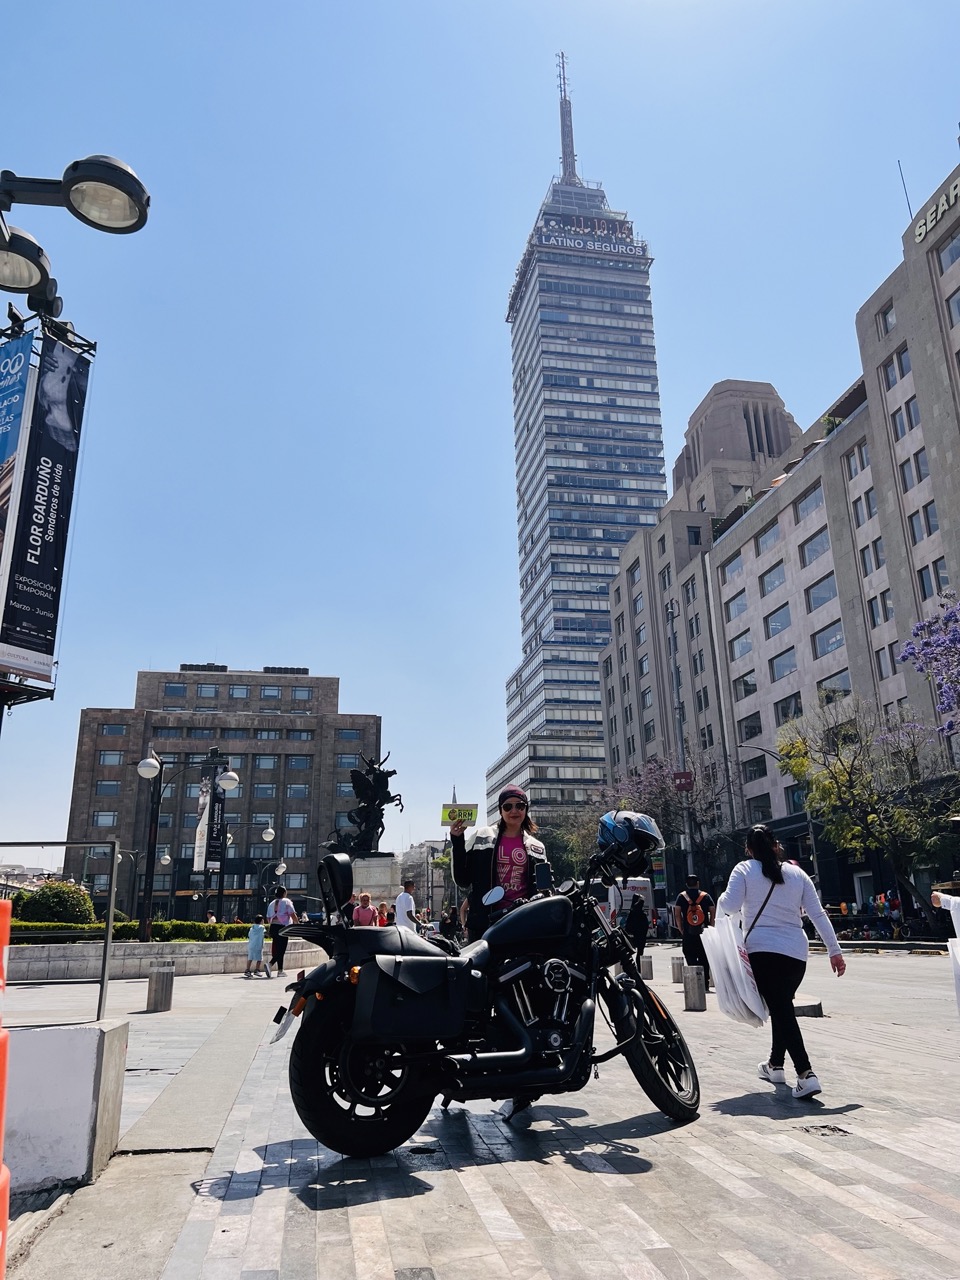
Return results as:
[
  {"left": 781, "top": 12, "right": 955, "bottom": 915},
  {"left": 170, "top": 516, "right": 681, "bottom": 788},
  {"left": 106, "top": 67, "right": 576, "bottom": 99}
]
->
[
  {"left": 758, "top": 1062, "right": 786, "bottom": 1084},
  {"left": 243, "top": 971, "right": 252, "bottom": 979},
  {"left": 793, "top": 1072, "right": 822, "bottom": 1099}
]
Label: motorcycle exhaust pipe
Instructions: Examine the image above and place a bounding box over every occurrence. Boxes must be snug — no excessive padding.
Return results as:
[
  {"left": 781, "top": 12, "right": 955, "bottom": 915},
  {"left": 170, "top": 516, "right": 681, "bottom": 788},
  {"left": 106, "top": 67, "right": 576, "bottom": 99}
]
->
[
  {"left": 444, "top": 995, "right": 535, "bottom": 1070},
  {"left": 447, "top": 1000, "right": 595, "bottom": 1100}
]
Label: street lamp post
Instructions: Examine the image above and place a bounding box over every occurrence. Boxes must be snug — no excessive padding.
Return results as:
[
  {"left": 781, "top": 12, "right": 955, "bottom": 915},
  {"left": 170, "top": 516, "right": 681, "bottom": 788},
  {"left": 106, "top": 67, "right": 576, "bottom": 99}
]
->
[
  {"left": 260, "top": 859, "right": 288, "bottom": 905},
  {"left": 225, "top": 823, "right": 275, "bottom": 919}
]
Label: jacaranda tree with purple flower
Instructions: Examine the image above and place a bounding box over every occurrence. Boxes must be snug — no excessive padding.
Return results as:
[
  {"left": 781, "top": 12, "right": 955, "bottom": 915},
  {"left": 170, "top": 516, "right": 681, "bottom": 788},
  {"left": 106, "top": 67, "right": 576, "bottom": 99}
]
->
[{"left": 899, "top": 594, "right": 960, "bottom": 733}]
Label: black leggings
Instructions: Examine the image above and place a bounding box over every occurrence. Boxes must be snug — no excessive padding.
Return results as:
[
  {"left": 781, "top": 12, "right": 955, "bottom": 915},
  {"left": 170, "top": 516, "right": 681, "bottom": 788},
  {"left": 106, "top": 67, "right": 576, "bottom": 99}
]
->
[
  {"left": 750, "top": 951, "right": 810, "bottom": 1074},
  {"left": 270, "top": 922, "right": 289, "bottom": 970}
]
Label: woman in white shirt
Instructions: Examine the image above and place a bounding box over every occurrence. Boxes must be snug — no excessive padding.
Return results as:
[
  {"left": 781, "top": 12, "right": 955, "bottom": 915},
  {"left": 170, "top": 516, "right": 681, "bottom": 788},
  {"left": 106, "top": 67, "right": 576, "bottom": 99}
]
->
[{"left": 718, "top": 825, "right": 846, "bottom": 1099}]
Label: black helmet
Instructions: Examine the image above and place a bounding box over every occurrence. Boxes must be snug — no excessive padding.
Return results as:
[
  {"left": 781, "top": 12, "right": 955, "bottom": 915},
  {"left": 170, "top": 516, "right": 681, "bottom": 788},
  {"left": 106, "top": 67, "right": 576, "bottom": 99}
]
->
[{"left": 597, "top": 810, "right": 664, "bottom": 876}]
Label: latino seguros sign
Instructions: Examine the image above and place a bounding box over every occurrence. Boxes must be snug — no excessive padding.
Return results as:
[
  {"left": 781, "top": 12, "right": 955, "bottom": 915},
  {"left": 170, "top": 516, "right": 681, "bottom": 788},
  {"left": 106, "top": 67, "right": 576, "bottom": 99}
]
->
[{"left": 0, "top": 334, "right": 91, "bottom": 682}]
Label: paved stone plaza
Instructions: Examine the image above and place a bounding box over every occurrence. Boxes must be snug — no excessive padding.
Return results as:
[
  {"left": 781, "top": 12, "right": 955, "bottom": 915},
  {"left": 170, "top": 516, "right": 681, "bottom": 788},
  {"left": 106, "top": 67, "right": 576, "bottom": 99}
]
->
[{"left": 6, "top": 947, "right": 960, "bottom": 1280}]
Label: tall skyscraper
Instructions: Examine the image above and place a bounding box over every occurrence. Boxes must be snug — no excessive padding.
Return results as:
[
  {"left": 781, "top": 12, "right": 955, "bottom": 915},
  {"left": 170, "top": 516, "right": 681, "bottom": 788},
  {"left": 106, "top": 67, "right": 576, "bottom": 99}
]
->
[{"left": 486, "top": 57, "right": 667, "bottom": 817}]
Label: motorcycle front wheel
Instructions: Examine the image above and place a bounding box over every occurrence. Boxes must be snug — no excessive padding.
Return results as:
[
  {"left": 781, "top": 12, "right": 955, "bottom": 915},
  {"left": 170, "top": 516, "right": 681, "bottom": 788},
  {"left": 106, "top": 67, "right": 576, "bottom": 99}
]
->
[
  {"left": 289, "top": 999, "right": 436, "bottom": 1157},
  {"left": 617, "top": 982, "right": 700, "bottom": 1122}
]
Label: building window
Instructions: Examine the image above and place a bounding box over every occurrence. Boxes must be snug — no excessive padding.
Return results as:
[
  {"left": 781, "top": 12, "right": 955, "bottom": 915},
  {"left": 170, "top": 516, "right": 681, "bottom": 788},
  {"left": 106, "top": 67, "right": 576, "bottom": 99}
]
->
[
  {"left": 98, "top": 751, "right": 123, "bottom": 766},
  {"left": 881, "top": 357, "right": 897, "bottom": 390},
  {"left": 682, "top": 576, "right": 697, "bottom": 605},
  {"left": 892, "top": 407, "right": 906, "bottom": 441},
  {"left": 285, "top": 873, "right": 308, "bottom": 890},
  {"left": 228, "top": 684, "right": 249, "bottom": 698},
  {"left": 876, "top": 647, "right": 893, "bottom": 679},
  {"left": 615, "top": 612, "right": 625, "bottom": 637},
  {"left": 180, "top": 843, "right": 195, "bottom": 860},
  {"left": 100, "top": 723, "right": 127, "bottom": 736},
  {"left": 868, "top": 596, "right": 882, "bottom": 628},
  {"left": 288, "top": 729, "right": 315, "bottom": 741},
  {"left": 879, "top": 302, "right": 896, "bottom": 334},
  {"left": 638, "top": 654, "right": 650, "bottom": 676},
  {"left": 940, "top": 228, "right": 960, "bottom": 273},
  {"left": 897, "top": 347, "right": 912, "bottom": 378},
  {"left": 747, "top": 795, "right": 773, "bottom": 824},
  {"left": 906, "top": 397, "right": 921, "bottom": 432},
  {"left": 725, "top": 590, "right": 747, "bottom": 623},
  {"left": 287, "top": 755, "right": 311, "bottom": 770},
  {"left": 163, "top": 682, "right": 186, "bottom": 697},
  {"left": 92, "top": 811, "right": 118, "bottom": 827},
  {"left": 187, "top": 728, "right": 214, "bottom": 740},
  {"left": 640, "top": 687, "right": 653, "bottom": 710},
  {"left": 658, "top": 565, "right": 672, "bottom": 591},
  {"left": 934, "top": 557, "right": 950, "bottom": 593},
  {"left": 755, "top": 521, "right": 780, "bottom": 556},
  {"left": 764, "top": 604, "right": 791, "bottom": 639},
  {"left": 256, "top": 729, "right": 280, "bottom": 740},
  {"left": 692, "top": 648, "right": 705, "bottom": 675},
  {"left": 196, "top": 684, "right": 218, "bottom": 698},
  {"left": 182, "top": 814, "right": 199, "bottom": 829},
  {"left": 880, "top": 589, "right": 894, "bottom": 621},
  {"left": 794, "top": 482, "right": 824, "bottom": 523},
  {"left": 254, "top": 755, "right": 278, "bottom": 769},
  {"left": 721, "top": 551, "right": 744, "bottom": 584},
  {"left": 873, "top": 536, "right": 885, "bottom": 568},
  {"left": 157, "top": 753, "right": 178, "bottom": 764},
  {"left": 845, "top": 449, "right": 860, "bottom": 481},
  {"left": 805, "top": 573, "right": 837, "bottom": 612},
  {"left": 628, "top": 559, "right": 642, "bottom": 586},
  {"left": 733, "top": 671, "right": 757, "bottom": 701},
  {"left": 818, "top": 669, "right": 851, "bottom": 704},
  {"left": 769, "top": 647, "right": 798, "bottom": 682},
  {"left": 187, "top": 753, "right": 208, "bottom": 764},
  {"left": 729, "top": 631, "right": 752, "bottom": 661},
  {"left": 220, "top": 728, "right": 250, "bottom": 740},
  {"left": 287, "top": 784, "right": 310, "bottom": 799},
  {"left": 812, "top": 620, "right": 844, "bottom": 658},
  {"left": 799, "top": 527, "right": 830, "bottom": 568},
  {"left": 337, "top": 754, "right": 360, "bottom": 768},
  {"left": 253, "top": 783, "right": 277, "bottom": 799},
  {"left": 737, "top": 711, "right": 762, "bottom": 743},
  {"left": 948, "top": 289, "right": 960, "bottom": 328},
  {"left": 860, "top": 545, "right": 875, "bottom": 577},
  {"left": 602, "top": 656, "right": 613, "bottom": 679},
  {"left": 282, "top": 813, "right": 307, "bottom": 830},
  {"left": 185, "top": 782, "right": 202, "bottom": 798},
  {"left": 291, "top": 687, "right": 312, "bottom": 701},
  {"left": 759, "top": 561, "right": 786, "bottom": 597},
  {"left": 95, "top": 780, "right": 120, "bottom": 796},
  {"left": 635, "top": 622, "right": 646, "bottom": 647},
  {"left": 687, "top": 526, "right": 702, "bottom": 546},
  {"left": 922, "top": 500, "right": 938, "bottom": 535},
  {"left": 695, "top": 688, "right": 710, "bottom": 714},
  {"left": 741, "top": 755, "right": 768, "bottom": 783},
  {"left": 915, "top": 448, "right": 929, "bottom": 482},
  {"left": 774, "top": 692, "right": 803, "bottom": 726},
  {"left": 909, "top": 511, "right": 924, "bottom": 545},
  {"left": 336, "top": 728, "right": 360, "bottom": 740},
  {"left": 688, "top": 613, "right": 701, "bottom": 639},
  {"left": 282, "top": 844, "right": 307, "bottom": 859},
  {"left": 700, "top": 725, "right": 714, "bottom": 749},
  {"left": 633, "top": 591, "right": 644, "bottom": 615},
  {"left": 158, "top": 813, "right": 172, "bottom": 829},
  {"left": 785, "top": 784, "right": 807, "bottom": 816},
  {"left": 643, "top": 720, "right": 655, "bottom": 743},
  {"left": 657, "top": 535, "right": 666, "bottom": 556},
  {"left": 260, "top": 686, "right": 282, "bottom": 700}
]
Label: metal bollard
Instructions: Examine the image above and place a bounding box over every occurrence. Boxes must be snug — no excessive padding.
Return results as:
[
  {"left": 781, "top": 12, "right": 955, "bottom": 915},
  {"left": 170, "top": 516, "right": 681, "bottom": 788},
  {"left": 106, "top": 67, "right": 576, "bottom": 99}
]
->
[
  {"left": 146, "top": 960, "right": 175, "bottom": 1013},
  {"left": 638, "top": 954, "right": 653, "bottom": 981},
  {"left": 671, "top": 954, "right": 685, "bottom": 983},
  {"left": 683, "top": 964, "right": 706, "bottom": 1011}
]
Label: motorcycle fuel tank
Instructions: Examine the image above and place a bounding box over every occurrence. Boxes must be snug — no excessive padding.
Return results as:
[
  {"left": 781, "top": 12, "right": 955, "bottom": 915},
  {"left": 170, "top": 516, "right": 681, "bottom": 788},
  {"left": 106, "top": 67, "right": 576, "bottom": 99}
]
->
[{"left": 483, "top": 895, "right": 573, "bottom": 948}]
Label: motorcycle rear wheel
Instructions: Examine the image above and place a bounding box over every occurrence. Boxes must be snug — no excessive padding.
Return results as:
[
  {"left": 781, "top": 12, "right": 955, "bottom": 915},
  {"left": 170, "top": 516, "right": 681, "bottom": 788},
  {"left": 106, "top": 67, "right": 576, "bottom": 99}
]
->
[
  {"left": 289, "top": 1000, "right": 436, "bottom": 1157},
  {"left": 619, "top": 983, "right": 700, "bottom": 1122}
]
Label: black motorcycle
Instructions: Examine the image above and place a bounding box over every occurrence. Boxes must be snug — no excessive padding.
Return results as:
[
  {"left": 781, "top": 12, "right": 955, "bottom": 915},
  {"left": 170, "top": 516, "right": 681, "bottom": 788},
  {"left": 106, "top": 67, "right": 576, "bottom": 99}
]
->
[{"left": 275, "top": 820, "right": 699, "bottom": 1157}]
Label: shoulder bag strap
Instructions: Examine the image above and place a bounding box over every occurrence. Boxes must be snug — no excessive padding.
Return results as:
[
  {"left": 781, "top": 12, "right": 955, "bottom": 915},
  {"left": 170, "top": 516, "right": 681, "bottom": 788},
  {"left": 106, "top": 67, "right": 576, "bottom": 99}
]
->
[{"left": 743, "top": 879, "right": 777, "bottom": 941}]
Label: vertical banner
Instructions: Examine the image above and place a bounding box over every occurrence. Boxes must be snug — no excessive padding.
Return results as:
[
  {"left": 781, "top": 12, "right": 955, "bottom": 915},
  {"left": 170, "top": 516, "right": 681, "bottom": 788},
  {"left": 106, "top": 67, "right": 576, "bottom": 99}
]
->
[
  {"left": 193, "top": 762, "right": 226, "bottom": 873},
  {"left": 194, "top": 777, "right": 211, "bottom": 873},
  {"left": 0, "top": 333, "right": 35, "bottom": 592},
  {"left": 0, "top": 334, "right": 91, "bottom": 680}
]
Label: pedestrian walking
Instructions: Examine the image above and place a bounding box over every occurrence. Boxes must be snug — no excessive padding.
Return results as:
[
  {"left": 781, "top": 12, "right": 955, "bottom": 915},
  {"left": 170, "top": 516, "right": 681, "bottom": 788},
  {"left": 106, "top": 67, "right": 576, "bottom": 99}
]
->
[
  {"left": 206, "top": 910, "right": 218, "bottom": 925},
  {"left": 353, "top": 892, "right": 379, "bottom": 926},
  {"left": 451, "top": 785, "right": 548, "bottom": 942},
  {"left": 267, "top": 885, "right": 297, "bottom": 975},
  {"left": 623, "top": 893, "right": 649, "bottom": 954},
  {"left": 931, "top": 885, "right": 960, "bottom": 1014},
  {"left": 717, "top": 824, "right": 846, "bottom": 1099},
  {"left": 377, "top": 900, "right": 389, "bottom": 926},
  {"left": 244, "top": 915, "right": 269, "bottom": 978},
  {"left": 395, "top": 880, "right": 419, "bottom": 931},
  {"left": 674, "top": 875, "right": 715, "bottom": 986}
]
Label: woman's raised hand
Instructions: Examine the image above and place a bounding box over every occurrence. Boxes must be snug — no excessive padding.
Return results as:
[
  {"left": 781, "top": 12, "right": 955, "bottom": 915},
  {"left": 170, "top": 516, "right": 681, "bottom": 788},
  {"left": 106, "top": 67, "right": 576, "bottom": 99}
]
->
[{"left": 450, "top": 819, "right": 468, "bottom": 837}]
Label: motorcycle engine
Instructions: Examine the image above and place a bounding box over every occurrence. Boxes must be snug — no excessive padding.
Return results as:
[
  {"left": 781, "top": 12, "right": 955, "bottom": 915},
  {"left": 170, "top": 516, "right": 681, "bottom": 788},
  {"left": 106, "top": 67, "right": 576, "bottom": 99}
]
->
[{"left": 497, "top": 956, "right": 589, "bottom": 1053}]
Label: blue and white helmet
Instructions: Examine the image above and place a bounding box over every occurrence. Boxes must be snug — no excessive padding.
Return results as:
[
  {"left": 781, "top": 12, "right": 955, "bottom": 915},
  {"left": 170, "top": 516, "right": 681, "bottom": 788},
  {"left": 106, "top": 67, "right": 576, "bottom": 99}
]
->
[{"left": 597, "top": 810, "right": 664, "bottom": 876}]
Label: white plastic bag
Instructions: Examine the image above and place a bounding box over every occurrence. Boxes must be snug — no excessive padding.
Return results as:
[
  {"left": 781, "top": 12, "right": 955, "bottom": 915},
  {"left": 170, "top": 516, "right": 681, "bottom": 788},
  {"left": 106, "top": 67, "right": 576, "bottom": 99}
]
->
[
  {"left": 949, "top": 939, "right": 960, "bottom": 1016},
  {"left": 701, "top": 912, "right": 768, "bottom": 1027}
]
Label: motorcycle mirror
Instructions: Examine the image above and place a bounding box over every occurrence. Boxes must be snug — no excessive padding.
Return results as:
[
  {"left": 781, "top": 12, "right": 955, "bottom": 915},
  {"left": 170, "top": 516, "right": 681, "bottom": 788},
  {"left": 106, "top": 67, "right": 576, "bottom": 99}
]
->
[
  {"left": 557, "top": 879, "right": 576, "bottom": 895},
  {"left": 481, "top": 886, "right": 505, "bottom": 907}
]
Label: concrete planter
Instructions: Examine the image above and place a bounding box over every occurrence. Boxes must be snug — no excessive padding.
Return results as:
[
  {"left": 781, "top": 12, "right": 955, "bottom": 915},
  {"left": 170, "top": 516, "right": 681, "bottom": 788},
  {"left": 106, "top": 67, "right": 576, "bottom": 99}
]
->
[
  {"left": 7, "top": 938, "right": 324, "bottom": 982},
  {"left": 6, "top": 1020, "right": 128, "bottom": 1193}
]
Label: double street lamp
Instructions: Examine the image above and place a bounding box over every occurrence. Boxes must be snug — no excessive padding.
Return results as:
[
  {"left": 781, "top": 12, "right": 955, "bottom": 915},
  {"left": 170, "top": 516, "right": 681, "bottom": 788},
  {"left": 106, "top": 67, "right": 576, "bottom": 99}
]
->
[
  {"left": 135, "top": 749, "right": 239, "bottom": 941},
  {"left": 0, "top": 157, "right": 149, "bottom": 316}
]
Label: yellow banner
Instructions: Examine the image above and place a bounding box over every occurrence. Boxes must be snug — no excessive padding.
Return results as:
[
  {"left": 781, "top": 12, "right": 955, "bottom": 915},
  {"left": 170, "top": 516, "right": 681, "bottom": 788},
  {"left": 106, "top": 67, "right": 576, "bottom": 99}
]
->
[{"left": 441, "top": 804, "right": 480, "bottom": 827}]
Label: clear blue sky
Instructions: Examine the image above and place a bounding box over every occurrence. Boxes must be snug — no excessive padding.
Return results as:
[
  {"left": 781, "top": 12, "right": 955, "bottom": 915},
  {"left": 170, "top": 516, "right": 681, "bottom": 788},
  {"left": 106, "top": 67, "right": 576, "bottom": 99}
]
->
[{"left": 2, "top": 0, "right": 959, "bottom": 866}]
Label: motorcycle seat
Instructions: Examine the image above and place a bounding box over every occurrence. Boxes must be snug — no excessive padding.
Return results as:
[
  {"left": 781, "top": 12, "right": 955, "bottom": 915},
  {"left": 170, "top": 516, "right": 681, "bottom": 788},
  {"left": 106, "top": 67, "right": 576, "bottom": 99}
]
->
[
  {"left": 458, "top": 939, "right": 490, "bottom": 969},
  {"left": 348, "top": 925, "right": 443, "bottom": 957}
]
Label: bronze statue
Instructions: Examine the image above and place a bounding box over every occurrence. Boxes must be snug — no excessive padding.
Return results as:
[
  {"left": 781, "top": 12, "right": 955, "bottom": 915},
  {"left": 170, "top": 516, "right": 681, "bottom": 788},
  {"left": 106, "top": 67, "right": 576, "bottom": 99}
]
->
[{"left": 323, "top": 752, "right": 403, "bottom": 856}]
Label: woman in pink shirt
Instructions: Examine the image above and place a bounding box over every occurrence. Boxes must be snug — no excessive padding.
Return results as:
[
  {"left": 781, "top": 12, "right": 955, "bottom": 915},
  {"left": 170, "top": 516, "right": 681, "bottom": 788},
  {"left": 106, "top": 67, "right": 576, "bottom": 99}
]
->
[{"left": 352, "top": 892, "right": 380, "bottom": 926}]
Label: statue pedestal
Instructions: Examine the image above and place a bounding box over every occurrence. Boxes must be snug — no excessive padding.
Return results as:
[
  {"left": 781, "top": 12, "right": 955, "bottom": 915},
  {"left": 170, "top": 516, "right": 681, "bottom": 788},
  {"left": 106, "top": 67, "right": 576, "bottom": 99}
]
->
[{"left": 350, "top": 853, "right": 402, "bottom": 908}]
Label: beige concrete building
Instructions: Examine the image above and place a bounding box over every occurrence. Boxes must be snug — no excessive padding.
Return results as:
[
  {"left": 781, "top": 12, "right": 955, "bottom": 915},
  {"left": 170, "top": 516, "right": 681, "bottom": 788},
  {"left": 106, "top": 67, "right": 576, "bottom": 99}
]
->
[{"left": 601, "top": 157, "right": 960, "bottom": 904}]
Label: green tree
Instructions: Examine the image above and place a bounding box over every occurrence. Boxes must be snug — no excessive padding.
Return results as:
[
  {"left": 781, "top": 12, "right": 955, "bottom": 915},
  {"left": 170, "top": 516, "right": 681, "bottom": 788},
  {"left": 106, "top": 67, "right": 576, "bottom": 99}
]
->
[
  {"left": 16, "top": 880, "right": 96, "bottom": 924},
  {"left": 537, "top": 801, "right": 602, "bottom": 882},
  {"left": 776, "top": 696, "right": 959, "bottom": 932}
]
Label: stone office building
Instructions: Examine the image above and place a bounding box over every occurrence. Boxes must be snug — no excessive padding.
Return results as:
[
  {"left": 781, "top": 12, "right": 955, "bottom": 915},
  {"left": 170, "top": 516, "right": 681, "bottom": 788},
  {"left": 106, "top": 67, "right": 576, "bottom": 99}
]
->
[
  {"left": 601, "top": 155, "right": 960, "bottom": 905},
  {"left": 64, "top": 663, "right": 381, "bottom": 920}
]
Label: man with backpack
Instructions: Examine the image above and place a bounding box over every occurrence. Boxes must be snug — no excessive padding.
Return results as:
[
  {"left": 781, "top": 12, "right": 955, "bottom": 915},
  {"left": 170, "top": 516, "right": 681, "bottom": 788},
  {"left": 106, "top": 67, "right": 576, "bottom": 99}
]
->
[{"left": 674, "top": 874, "right": 715, "bottom": 986}]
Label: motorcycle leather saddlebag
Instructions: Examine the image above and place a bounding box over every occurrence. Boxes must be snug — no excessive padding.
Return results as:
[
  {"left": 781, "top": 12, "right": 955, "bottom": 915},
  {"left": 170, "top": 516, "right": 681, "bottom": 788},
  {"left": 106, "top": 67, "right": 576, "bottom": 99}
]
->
[{"left": 353, "top": 954, "right": 481, "bottom": 1042}]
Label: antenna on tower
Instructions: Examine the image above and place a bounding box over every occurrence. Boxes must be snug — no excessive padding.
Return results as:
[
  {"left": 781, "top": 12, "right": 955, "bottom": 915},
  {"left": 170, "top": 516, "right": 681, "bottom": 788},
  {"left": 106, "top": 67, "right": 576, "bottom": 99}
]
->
[{"left": 556, "top": 52, "right": 581, "bottom": 185}]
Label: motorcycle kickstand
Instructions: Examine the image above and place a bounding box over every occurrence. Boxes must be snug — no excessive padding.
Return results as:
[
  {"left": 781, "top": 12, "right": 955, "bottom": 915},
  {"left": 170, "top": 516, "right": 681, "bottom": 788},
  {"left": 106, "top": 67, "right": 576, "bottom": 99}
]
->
[
  {"left": 504, "top": 1092, "right": 539, "bottom": 1123},
  {"left": 440, "top": 1095, "right": 452, "bottom": 1110}
]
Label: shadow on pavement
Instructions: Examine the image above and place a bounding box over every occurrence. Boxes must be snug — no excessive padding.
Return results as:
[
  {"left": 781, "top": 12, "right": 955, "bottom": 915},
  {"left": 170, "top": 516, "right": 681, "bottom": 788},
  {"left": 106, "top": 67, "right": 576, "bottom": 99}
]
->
[{"left": 710, "top": 1091, "right": 864, "bottom": 1118}]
